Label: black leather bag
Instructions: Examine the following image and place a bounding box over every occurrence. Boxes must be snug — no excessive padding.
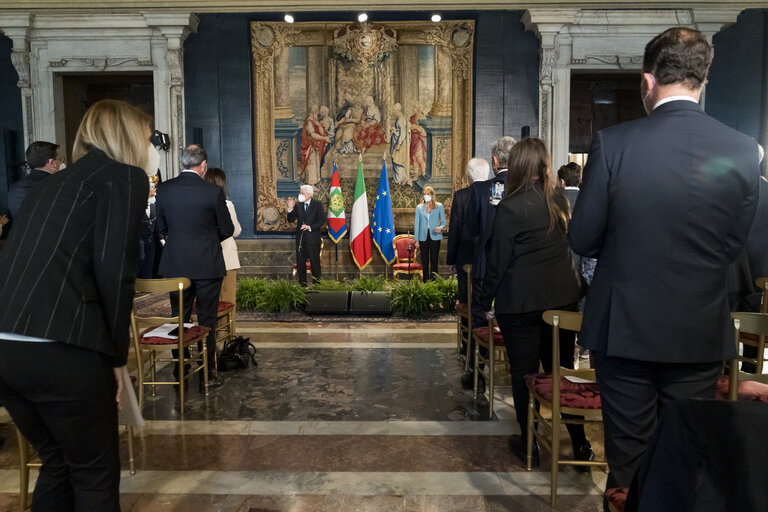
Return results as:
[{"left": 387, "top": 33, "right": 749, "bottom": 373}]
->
[{"left": 217, "top": 336, "right": 257, "bottom": 371}]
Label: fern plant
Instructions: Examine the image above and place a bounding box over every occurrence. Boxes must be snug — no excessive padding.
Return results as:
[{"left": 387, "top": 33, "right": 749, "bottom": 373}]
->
[
  {"left": 350, "top": 274, "right": 388, "bottom": 293},
  {"left": 431, "top": 274, "right": 459, "bottom": 312},
  {"left": 310, "top": 278, "right": 352, "bottom": 292},
  {"left": 390, "top": 278, "right": 443, "bottom": 317},
  {"left": 255, "top": 279, "right": 308, "bottom": 313},
  {"left": 236, "top": 277, "right": 269, "bottom": 311}
]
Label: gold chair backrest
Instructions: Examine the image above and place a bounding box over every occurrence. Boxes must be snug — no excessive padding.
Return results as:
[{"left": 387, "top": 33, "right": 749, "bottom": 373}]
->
[
  {"left": 756, "top": 277, "right": 768, "bottom": 314},
  {"left": 730, "top": 312, "right": 768, "bottom": 400},
  {"left": 131, "top": 278, "right": 191, "bottom": 352},
  {"left": 542, "top": 310, "right": 594, "bottom": 407}
]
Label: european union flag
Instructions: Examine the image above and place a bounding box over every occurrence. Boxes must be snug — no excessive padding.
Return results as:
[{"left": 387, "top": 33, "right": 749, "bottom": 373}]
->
[{"left": 372, "top": 158, "right": 396, "bottom": 264}]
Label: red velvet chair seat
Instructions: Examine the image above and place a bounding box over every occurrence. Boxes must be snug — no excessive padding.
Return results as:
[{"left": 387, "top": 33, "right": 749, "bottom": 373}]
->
[
  {"left": 393, "top": 262, "right": 423, "bottom": 271},
  {"left": 604, "top": 487, "right": 628, "bottom": 512},
  {"left": 455, "top": 302, "right": 469, "bottom": 316},
  {"left": 292, "top": 262, "right": 313, "bottom": 270},
  {"left": 472, "top": 326, "right": 504, "bottom": 346},
  {"left": 715, "top": 375, "right": 768, "bottom": 402},
  {"left": 524, "top": 373, "right": 602, "bottom": 409},
  {"left": 191, "top": 301, "right": 235, "bottom": 314},
  {"left": 140, "top": 325, "right": 211, "bottom": 345}
]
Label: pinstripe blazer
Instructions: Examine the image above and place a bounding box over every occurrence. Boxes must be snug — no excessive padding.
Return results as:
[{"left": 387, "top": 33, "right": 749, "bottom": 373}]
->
[{"left": 0, "top": 148, "right": 149, "bottom": 366}]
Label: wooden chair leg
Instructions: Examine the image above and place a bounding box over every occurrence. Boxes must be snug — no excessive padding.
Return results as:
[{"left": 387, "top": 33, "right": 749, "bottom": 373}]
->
[
  {"left": 16, "top": 429, "right": 30, "bottom": 510},
  {"left": 202, "top": 344, "right": 209, "bottom": 397},
  {"left": 473, "top": 338, "right": 480, "bottom": 401},
  {"left": 488, "top": 343, "right": 495, "bottom": 419},
  {"left": 127, "top": 426, "right": 136, "bottom": 475},
  {"left": 178, "top": 346, "right": 184, "bottom": 415},
  {"left": 526, "top": 392, "right": 535, "bottom": 471},
  {"left": 550, "top": 410, "right": 560, "bottom": 507}
]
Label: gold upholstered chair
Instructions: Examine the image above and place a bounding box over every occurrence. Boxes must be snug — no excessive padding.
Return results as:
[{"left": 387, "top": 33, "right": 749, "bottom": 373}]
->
[
  {"left": 392, "top": 235, "right": 423, "bottom": 282},
  {"left": 723, "top": 312, "right": 768, "bottom": 402},
  {"left": 455, "top": 264, "right": 472, "bottom": 362},
  {"left": 526, "top": 310, "right": 608, "bottom": 507},
  {"left": 131, "top": 278, "right": 211, "bottom": 414},
  {"left": 472, "top": 316, "right": 506, "bottom": 418}
]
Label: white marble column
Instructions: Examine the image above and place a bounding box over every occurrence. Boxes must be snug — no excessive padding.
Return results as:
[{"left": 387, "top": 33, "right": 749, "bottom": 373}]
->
[
  {"left": 429, "top": 46, "right": 452, "bottom": 117},
  {"left": 306, "top": 46, "right": 323, "bottom": 112},
  {"left": 398, "top": 46, "right": 419, "bottom": 117},
  {"left": 1, "top": 15, "right": 35, "bottom": 147},
  {"left": 274, "top": 47, "right": 294, "bottom": 119}
]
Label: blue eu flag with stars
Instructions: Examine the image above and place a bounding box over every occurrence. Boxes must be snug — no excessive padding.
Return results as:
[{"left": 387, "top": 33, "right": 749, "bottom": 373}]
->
[{"left": 372, "top": 158, "right": 396, "bottom": 264}]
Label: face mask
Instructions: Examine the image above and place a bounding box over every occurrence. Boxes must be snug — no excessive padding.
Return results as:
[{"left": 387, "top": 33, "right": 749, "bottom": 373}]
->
[
  {"left": 423, "top": 195, "right": 432, "bottom": 203},
  {"left": 145, "top": 144, "right": 161, "bottom": 177},
  {"left": 58, "top": 162, "right": 66, "bottom": 171},
  {"left": 147, "top": 196, "right": 156, "bottom": 205},
  {"left": 298, "top": 194, "right": 306, "bottom": 203}
]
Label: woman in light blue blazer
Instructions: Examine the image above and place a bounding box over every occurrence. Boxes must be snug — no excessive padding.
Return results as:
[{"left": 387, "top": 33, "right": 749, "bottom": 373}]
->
[{"left": 414, "top": 185, "right": 446, "bottom": 281}]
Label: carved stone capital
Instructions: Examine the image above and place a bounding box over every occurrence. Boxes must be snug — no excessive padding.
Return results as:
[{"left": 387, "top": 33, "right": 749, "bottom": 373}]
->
[
  {"left": 10, "top": 49, "right": 30, "bottom": 88},
  {"left": 166, "top": 48, "right": 183, "bottom": 86},
  {"left": 540, "top": 45, "right": 559, "bottom": 84}
]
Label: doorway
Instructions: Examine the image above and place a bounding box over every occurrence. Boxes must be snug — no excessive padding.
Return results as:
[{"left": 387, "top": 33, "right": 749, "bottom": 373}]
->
[{"left": 60, "top": 73, "right": 154, "bottom": 162}]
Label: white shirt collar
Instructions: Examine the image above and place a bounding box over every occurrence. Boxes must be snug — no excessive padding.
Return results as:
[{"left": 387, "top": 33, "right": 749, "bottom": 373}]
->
[
  {"left": 564, "top": 186, "right": 580, "bottom": 190},
  {"left": 653, "top": 95, "right": 699, "bottom": 110},
  {"left": 181, "top": 169, "right": 201, "bottom": 177}
]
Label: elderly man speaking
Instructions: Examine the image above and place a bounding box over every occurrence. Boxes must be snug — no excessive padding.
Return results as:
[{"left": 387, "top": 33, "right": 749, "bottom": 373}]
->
[{"left": 287, "top": 185, "right": 326, "bottom": 286}]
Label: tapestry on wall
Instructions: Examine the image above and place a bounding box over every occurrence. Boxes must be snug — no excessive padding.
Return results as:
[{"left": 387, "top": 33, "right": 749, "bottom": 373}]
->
[{"left": 250, "top": 20, "right": 474, "bottom": 232}]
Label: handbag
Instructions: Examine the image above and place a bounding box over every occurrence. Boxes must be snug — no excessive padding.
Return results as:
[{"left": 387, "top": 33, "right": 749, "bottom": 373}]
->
[{"left": 216, "top": 336, "right": 257, "bottom": 371}]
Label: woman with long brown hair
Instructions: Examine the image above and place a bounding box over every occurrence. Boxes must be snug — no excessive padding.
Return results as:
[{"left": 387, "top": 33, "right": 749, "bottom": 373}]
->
[
  {"left": 479, "top": 137, "right": 592, "bottom": 467},
  {"left": 204, "top": 167, "right": 241, "bottom": 306}
]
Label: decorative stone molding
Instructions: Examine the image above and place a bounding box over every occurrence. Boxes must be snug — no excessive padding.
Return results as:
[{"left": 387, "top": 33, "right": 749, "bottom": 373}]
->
[
  {"left": 524, "top": 7, "right": 743, "bottom": 170},
  {"left": 48, "top": 57, "right": 153, "bottom": 68},
  {"left": 10, "top": 49, "right": 30, "bottom": 87}
]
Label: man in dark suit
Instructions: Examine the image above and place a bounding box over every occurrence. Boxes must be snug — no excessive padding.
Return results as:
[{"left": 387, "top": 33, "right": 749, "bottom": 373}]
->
[
  {"left": 286, "top": 184, "right": 325, "bottom": 286},
  {"left": 467, "top": 136, "right": 515, "bottom": 328},
  {"left": 557, "top": 162, "right": 582, "bottom": 213},
  {"left": 569, "top": 27, "right": 761, "bottom": 491},
  {"left": 7, "top": 141, "right": 64, "bottom": 219},
  {"left": 156, "top": 145, "right": 234, "bottom": 388}
]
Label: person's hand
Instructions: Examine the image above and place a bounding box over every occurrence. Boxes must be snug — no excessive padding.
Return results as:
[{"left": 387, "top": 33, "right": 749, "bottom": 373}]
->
[
  {"left": 485, "top": 310, "right": 495, "bottom": 320},
  {"left": 435, "top": 226, "right": 443, "bottom": 233},
  {"left": 113, "top": 366, "right": 125, "bottom": 411},
  {"left": 287, "top": 198, "right": 295, "bottom": 210},
  {"left": 414, "top": 240, "right": 420, "bottom": 249},
  {"left": 0, "top": 215, "right": 8, "bottom": 227},
  {"left": 301, "top": 224, "right": 310, "bottom": 231}
]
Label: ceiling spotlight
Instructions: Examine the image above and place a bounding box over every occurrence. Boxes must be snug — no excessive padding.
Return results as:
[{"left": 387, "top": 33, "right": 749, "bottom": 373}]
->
[
  {"left": 358, "top": 13, "right": 368, "bottom": 22},
  {"left": 431, "top": 14, "right": 441, "bottom": 22},
  {"left": 284, "top": 14, "right": 294, "bottom": 23}
]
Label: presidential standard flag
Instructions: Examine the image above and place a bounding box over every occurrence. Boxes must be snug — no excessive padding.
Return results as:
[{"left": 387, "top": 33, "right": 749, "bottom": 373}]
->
[
  {"left": 327, "top": 162, "right": 347, "bottom": 243},
  {"left": 372, "top": 158, "right": 396, "bottom": 264},
  {"left": 350, "top": 159, "right": 372, "bottom": 269}
]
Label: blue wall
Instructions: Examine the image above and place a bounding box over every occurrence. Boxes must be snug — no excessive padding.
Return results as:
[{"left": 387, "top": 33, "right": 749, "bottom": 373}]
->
[
  {"left": 184, "top": 11, "right": 540, "bottom": 237},
  {"left": 0, "top": 35, "right": 25, "bottom": 218},
  {"left": 707, "top": 9, "right": 767, "bottom": 143}
]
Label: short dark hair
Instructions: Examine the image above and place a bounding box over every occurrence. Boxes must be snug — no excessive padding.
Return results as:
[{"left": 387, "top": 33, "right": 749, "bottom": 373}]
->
[
  {"left": 643, "top": 27, "right": 712, "bottom": 89},
  {"left": 26, "top": 141, "right": 59, "bottom": 169},
  {"left": 204, "top": 167, "right": 227, "bottom": 198},
  {"left": 180, "top": 144, "right": 207, "bottom": 169},
  {"left": 557, "top": 162, "right": 582, "bottom": 187}
]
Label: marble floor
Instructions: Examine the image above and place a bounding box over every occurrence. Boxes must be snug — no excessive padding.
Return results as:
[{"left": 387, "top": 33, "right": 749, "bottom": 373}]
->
[{"left": 0, "top": 320, "right": 607, "bottom": 511}]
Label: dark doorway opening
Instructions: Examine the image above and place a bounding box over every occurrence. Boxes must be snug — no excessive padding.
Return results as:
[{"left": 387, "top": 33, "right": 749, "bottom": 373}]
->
[
  {"left": 61, "top": 73, "right": 154, "bottom": 162},
  {"left": 569, "top": 72, "right": 646, "bottom": 155}
]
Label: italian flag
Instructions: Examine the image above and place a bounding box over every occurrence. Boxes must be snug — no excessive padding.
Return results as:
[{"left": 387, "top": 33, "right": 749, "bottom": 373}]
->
[{"left": 350, "top": 160, "right": 372, "bottom": 270}]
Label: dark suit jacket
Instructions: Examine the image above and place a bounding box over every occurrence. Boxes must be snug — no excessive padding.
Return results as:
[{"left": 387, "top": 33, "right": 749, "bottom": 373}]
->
[
  {"left": 467, "top": 170, "right": 507, "bottom": 279},
  {"left": 569, "top": 100, "right": 760, "bottom": 363},
  {"left": 156, "top": 171, "right": 234, "bottom": 280},
  {"left": 481, "top": 186, "right": 582, "bottom": 314},
  {"left": 7, "top": 169, "right": 52, "bottom": 219},
  {"left": 446, "top": 186, "right": 475, "bottom": 267},
  {"left": 287, "top": 199, "right": 325, "bottom": 246},
  {"left": 0, "top": 148, "right": 148, "bottom": 366},
  {"left": 745, "top": 177, "right": 768, "bottom": 310}
]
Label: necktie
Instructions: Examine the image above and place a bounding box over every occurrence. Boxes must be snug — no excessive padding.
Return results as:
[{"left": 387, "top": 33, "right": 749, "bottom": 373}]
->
[{"left": 304, "top": 202, "right": 308, "bottom": 212}]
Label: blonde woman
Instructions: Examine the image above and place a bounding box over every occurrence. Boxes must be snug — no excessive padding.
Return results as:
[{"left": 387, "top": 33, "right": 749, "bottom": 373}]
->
[
  {"left": 0, "top": 99, "right": 152, "bottom": 511},
  {"left": 414, "top": 185, "right": 446, "bottom": 280},
  {"left": 204, "top": 167, "right": 241, "bottom": 305}
]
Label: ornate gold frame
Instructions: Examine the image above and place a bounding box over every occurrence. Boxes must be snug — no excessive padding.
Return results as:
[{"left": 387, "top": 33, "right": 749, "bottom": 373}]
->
[{"left": 250, "top": 20, "right": 474, "bottom": 231}]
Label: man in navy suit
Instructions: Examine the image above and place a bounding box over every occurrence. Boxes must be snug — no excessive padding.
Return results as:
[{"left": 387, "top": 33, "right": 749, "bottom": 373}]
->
[
  {"left": 156, "top": 145, "right": 234, "bottom": 388},
  {"left": 7, "top": 141, "right": 64, "bottom": 219},
  {"left": 286, "top": 185, "right": 325, "bottom": 286},
  {"left": 569, "top": 27, "right": 761, "bottom": 491}
]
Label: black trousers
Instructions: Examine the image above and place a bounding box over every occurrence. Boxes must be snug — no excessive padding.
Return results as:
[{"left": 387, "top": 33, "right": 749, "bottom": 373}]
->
[
  {"left": 496, "top": 304, "right": 586, "bottom": 446},
  {"left": 0, "top": 340, "right": 120, "bottom": 512},
  {"left": 420, "top": 233, "right": 440, "bottom": 281},
  {"left": 170, "top": 277, "right": 223, "bottom": 367},
  {"left": 296, "top": 240, "right": 321, "bottom": 285},
  {"left": 592, "top": 350, "right": 722, "bottom": 489}
]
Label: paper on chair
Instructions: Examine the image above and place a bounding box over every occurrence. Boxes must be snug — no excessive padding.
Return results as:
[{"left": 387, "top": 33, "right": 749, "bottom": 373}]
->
[
  {"left": 118, "top": 366, "right": 145, "bottom": 428},
  {"left": 564, "top": 375, "right": 596, "bottom": 384},
  {"left": 144, "top": 323, "right": 194, "bottom": 339}
]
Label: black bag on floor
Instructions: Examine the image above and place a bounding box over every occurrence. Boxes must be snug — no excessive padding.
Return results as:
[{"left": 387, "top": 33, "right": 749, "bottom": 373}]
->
[{"left": 217, "top": 336, "right": 257, "bottom": 371}]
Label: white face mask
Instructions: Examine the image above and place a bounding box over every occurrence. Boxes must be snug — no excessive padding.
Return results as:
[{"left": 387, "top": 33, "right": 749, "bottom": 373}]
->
[
  {"left": 423, "top": 195, "right": 432, "bottom": 203},
  {"left": 58, "top": 162, "right": 67, "bottom": 171},
  {"left": 298, "top": 194, "right": 307, "bottom": 203},
  {"left": 145, "top": 144, "right": 161, "bottom": 177}
]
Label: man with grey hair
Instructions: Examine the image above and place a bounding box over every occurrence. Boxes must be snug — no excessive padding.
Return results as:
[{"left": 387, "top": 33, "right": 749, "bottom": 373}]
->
[
  {"left": 156, "top": 144, "right": 234, "bottom": 389},
  {"left": 447, "top": 157, "right": 490, "bottom": 390},
  {"left": 287, "top": 184, "right": 325, "bottom": 285}
]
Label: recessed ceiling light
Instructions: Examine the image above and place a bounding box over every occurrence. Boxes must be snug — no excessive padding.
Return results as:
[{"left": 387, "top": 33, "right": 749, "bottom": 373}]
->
[
  {"left": 358, "top": 13, "right": 368, "bottom": 22},
  {"left": 431, "top": 14, "right": 441, "bottom": 22},
  {"left": 284, "top": 14, "right": 294, "bottom": 23}
]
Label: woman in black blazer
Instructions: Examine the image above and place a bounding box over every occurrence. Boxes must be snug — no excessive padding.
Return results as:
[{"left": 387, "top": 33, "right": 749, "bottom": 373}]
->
[{"left": 480, "top": 138, "right": 592, "bottom": 467}]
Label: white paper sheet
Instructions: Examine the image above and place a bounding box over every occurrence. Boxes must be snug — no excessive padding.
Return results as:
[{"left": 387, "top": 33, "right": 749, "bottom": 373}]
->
[
  {"left": 144, "top": 323, "right": 194, "bottom": 339},
  {"left": 564, "top": 375, "right": 596, "bottom": 384}
]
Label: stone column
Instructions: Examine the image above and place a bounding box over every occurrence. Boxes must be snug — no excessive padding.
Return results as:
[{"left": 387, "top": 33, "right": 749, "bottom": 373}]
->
[
  {"left": 306, "top": 46, "right": 323, "bottom": 112},
  {"left": 429, "top": 46, "right": 452, "bottom": 116},
  {"left": 398, "top": 45, "right": 419, "bottom": 117},
  {"left": 1, "top": 16, "right": 34, "bottom": 147},
  {"left": 274, "top": 47, "right": 294, "bottom": 119}
]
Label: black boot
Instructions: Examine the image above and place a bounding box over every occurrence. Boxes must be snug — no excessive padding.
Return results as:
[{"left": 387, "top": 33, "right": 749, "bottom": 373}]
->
[
  {"left": 573, "top": 439, "right": 594, "bottom": 472},
  {"left": 508, "top": 433, "right": 539, "bottom": 468}
]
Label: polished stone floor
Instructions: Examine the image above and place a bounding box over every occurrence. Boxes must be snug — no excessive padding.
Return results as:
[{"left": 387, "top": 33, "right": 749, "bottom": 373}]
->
[{"left": 0, "top": 320, "right": 607, "bottom": 511}]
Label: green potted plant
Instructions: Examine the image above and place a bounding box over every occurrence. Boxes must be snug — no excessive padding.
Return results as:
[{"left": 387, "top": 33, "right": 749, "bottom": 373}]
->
[
  {"left": 349, "top": 275, "right": 391, "bottom": 314},
  {"left": 305, "top": 278, "right": 351, "bottom": 314}
]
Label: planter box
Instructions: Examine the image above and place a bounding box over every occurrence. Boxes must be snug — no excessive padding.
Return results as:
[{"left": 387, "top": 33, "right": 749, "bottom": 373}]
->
[
  {"left": 348, "top": 291, "right": 392, "bottom": 315},
  {"left": 305, "top": 290, "right": 349, "bottom": 314}
]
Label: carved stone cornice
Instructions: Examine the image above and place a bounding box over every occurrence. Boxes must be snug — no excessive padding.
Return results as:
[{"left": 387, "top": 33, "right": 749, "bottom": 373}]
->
[
  {"left": 48, "top": 56, "right": 153, "bottom": 69},
  {"left": 10, "top": 49, "right": 30, "bottom": 88}
]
